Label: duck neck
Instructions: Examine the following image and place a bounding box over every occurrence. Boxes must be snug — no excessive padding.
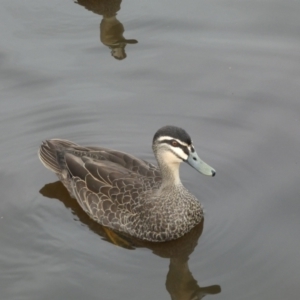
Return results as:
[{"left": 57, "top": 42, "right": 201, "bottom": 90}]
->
[{"left": 156, "top": 155, "right": 182, "bottom": 189}]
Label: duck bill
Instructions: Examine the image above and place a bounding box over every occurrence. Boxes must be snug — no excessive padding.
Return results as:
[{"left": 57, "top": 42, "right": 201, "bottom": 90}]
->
[{"left": 186, "top": 151, "right": 216, "bottom": 177}]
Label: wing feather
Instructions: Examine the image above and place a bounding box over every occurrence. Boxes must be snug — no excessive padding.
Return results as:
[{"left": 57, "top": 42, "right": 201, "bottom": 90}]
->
[{"left": 39, "top": 139, "right": 162, "bottom": 225}]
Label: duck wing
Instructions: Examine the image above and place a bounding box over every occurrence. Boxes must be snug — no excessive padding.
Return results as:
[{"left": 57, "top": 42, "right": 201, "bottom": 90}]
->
[{"left": 39, "top": 139, "right": 162, "bottom": 226}]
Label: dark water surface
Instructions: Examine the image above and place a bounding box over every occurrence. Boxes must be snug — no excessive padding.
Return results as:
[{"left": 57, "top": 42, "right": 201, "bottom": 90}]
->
[{"left": 1, "top": 0, "right": 300, "bottom": 299}]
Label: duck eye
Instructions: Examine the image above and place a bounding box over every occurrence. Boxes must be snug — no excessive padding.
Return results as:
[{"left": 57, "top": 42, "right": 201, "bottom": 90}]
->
[{"left": 171, "top": 140, "right": 178, "bottom": 147}]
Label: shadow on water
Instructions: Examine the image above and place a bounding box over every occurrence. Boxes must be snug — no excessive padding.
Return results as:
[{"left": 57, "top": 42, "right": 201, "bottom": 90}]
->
[
  {"left": 40, "top": 181, "right": 221, "bottom": 300},
  {"left": 75, "top": 0, "right": 138, "bottom": 60}
]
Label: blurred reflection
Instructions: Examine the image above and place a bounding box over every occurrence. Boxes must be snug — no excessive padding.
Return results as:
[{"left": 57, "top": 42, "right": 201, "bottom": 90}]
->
[
  {"left": 75, "top": 0, "right": 138, "bottom": 60},
  {"left": 40, "top": 181, "right": 221, "bottom": 300}
]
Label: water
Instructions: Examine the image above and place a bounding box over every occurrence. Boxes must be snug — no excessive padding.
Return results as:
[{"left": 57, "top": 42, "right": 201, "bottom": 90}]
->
[{"left": 1, "top": 0, "right": 300, "bottom": 299}]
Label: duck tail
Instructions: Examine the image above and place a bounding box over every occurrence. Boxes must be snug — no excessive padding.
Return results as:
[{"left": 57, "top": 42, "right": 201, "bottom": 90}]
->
[
  {"left": 38, "top": 140, "right": 63, "bottom": 174},
  {"left": 39, "top": 139, "right": 81, "bottom": 173}
]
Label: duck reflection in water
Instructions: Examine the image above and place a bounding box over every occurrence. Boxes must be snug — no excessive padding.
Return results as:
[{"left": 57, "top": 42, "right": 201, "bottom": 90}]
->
[
  {"left": 75, "top": 0, "right": 138, "bottom": 60},
  {"left": 40, "top": 181, "right": 221, "bottom": 300}
]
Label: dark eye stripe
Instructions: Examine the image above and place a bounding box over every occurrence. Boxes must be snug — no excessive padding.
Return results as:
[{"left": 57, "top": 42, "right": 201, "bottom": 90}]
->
[
  {"left": 159, "top": 139, "right": 189, "bottom": 156},
  {"left": 181, "top": 145, "right": 189, "bottom": 156}
]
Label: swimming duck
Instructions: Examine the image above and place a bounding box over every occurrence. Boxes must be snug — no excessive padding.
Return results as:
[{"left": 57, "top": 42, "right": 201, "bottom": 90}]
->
[{"left": 38, "top": 125, "right": 215, "bottom": 242}]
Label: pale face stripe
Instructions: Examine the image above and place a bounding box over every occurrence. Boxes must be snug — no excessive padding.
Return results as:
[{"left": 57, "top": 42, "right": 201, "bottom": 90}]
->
[
  {"left": 157, "top": 136, "right": 189, "bottom": 147},
  {"left": 172, "top": 146, "right": 188, "bottom": 160},
  {"left": 157, "top": 136, "right": 190, "bottom": 161}
]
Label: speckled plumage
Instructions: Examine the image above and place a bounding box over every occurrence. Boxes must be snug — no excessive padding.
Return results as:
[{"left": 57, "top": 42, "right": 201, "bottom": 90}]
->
[{"left": 38, "top": 126, "right": 214, "bottom": 242}]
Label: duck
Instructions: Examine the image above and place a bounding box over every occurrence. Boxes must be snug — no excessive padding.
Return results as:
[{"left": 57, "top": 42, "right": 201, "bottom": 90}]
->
[{"left": 38, "top": 125, "right": 215, "bottom": 242}]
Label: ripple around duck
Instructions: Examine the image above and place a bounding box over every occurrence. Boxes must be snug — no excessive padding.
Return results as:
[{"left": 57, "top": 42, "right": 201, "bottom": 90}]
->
[
  {"left": 1, "top": 0, "right": 300, "bottom": 299},
  {"left": 2, "top": 93, "right": 300, "bottom": 300}
]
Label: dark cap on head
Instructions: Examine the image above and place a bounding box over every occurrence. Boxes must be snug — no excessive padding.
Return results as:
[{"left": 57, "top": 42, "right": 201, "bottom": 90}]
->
[{"left": 153, "top": 126, "right": 192, "bottom": 145}]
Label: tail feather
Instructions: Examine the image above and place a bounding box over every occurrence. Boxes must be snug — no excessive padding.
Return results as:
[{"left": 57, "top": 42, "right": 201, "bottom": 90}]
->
[
  {"left": 38, "top": 140, "right": 62, "bottom": 173},
  {"left": 38, "top": 139, "right": 80, "bottom": 173}
]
